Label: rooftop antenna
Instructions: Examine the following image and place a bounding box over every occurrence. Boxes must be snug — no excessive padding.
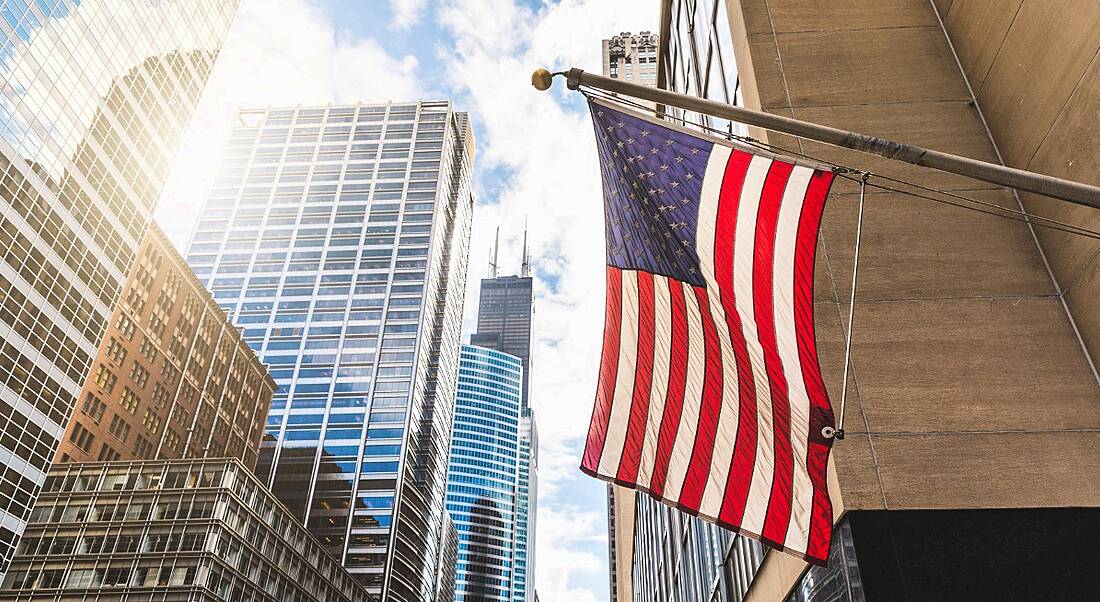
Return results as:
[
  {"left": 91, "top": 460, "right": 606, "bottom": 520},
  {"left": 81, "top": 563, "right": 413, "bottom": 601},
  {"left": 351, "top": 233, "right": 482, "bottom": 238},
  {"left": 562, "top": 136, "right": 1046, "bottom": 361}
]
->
[
  {"left": 489, "top": 226, "right": 500, "bottom": 278},
  {"left": 520, "top": 217, "right": 530, "bottom": 277}
]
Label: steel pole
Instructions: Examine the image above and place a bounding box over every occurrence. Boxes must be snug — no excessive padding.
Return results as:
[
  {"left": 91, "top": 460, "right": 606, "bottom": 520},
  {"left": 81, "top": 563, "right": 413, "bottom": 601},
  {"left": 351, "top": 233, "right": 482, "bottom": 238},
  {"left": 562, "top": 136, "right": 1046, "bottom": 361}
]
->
[{"left": 543, "top": 68, "right": 1100, "bottom": 211}]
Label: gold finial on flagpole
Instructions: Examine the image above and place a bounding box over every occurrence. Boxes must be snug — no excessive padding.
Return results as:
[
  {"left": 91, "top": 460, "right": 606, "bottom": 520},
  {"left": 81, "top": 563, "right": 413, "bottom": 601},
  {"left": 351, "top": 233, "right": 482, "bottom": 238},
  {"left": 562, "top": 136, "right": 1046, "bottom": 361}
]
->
[{"left": 531, "top": 68, "right": 553, "bottom": 91}]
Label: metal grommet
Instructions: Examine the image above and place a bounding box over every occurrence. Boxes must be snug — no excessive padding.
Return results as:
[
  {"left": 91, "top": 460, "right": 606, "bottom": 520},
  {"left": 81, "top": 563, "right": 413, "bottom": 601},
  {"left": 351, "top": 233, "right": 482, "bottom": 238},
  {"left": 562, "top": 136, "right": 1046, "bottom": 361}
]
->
[{"left": 821, "top": 426, "right": 836, "bottom": 439}]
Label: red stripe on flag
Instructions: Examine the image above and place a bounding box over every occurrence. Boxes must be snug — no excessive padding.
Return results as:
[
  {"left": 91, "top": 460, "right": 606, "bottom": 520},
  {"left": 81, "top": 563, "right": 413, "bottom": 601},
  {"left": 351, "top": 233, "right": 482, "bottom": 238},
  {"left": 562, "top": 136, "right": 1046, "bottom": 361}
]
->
[
  {"left": 582, "top": 267, "right": 624, "bottom": 474},
  {"left": 794, "top": 170, "right": 836, "bottom": 564},
  {"left": 648, "top": 279, "right": 688, "bottom": 497},
  {"left": 712, "top": 151, "right": 761, "bottom": 527},
  {"left": 617, "top": 271, "right": 656, "bottom": 483},
  {"left": 677, "top": 286, "right": 725, "bottom": 512},
  {"left": 753, "top": 161, "right": 797, "bottom": 547}
]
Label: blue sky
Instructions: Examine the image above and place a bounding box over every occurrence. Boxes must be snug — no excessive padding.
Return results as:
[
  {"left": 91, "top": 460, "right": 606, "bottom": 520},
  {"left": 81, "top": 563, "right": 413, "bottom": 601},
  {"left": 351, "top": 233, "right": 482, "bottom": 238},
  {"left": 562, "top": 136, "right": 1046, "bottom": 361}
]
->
[{"left": 154, "top": 1, "right": 661, "bottom": 599}]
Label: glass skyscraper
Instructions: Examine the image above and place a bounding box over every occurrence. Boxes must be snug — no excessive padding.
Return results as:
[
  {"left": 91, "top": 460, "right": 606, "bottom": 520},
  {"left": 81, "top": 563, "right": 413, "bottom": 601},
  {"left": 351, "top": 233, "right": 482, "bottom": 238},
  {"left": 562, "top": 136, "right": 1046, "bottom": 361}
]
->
[
  {"left": 465, "top": 255, "right": 538, "bottom": 601},
  {"left": 0, "top": 0, "right": 238, "bottom": 576},
  {"left": 185, "top": 101, "right": 474, "bottom": 600},
  {"left": 513, "top": 409, "right": 537, "bottom": 601},
  {"left": 446, "top": 345, "right": 523, "bottom": 601}
]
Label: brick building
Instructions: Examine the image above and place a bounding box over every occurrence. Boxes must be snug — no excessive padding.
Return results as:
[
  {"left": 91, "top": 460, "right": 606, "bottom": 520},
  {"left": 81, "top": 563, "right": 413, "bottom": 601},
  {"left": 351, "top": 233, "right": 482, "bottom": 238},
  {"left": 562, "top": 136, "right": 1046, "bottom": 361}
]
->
[{"left": 56, "top": 226, "right": 275, "bottom": 470}]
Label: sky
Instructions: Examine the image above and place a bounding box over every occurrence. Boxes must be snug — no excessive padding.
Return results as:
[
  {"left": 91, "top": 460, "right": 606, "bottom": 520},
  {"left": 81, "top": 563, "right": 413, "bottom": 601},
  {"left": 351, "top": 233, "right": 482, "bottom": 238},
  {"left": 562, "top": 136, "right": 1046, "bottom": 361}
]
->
[{"left": 156, "top": 1, "right": 661, "bottom": 599}]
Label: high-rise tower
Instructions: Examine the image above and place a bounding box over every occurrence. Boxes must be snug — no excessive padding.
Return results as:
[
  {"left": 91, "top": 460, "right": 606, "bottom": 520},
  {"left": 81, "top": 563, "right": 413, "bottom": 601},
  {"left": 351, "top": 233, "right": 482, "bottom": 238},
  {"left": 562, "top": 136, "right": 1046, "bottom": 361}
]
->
[
  {"left": 186, "top": 101, "right": 474, "bottom": 600},
  {"left": 470, "top": 231, "right": 534, "bottom": 406},
  {"left": 0, "top": 0, "right": 239, "bottom": 576},
  {"left": 446, "top": 345, "right": 524, "bottom": 601},
  {"left": 461, "top": 233, "right": 538, "bottom": 601}
]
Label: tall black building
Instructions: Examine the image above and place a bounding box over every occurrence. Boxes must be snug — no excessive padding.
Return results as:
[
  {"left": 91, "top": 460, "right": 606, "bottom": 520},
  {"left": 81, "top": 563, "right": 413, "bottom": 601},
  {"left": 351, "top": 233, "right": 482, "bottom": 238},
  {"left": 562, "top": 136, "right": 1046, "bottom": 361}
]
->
[{"left": 470, "top": 233, "right": 534, "bottom": 406}]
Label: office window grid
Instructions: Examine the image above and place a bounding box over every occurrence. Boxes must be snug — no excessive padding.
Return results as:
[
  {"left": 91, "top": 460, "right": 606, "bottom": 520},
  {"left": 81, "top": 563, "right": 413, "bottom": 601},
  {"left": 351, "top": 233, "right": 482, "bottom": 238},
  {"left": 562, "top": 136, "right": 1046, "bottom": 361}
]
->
[
  {"left": 187, "top": 101, "right": 473, "bottom": 599},
  {"left": 55, "top": 227, "right": 276, "bottom": 471},
  {"left": 660, "top": 0, "right": 740, "bottom": 132},
  {"left": 446, "top": 345, "right": 522, "bottom": 602},
  {"left": 0, "top": 459, "right": 372, "bottom": 602},
  {"left": 0, "top": 0, "right": 238, "bottom": 576}
]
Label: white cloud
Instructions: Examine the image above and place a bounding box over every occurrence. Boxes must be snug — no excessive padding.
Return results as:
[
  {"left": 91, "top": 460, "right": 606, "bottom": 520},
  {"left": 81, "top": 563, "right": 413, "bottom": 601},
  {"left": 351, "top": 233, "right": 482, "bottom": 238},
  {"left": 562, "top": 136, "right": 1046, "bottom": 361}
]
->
[
  {"left": 535, "top": 504, "right": 609, "bottom": 602},
  {"left": 435, "top": 0, "right": 659, "bottom": 598},
  {"left": 156, "top": 0, "right": 423, "bottom": 247},
  {"left": 389, "top": 0, "right": 429, "bottom": 30},
  {"left": 155, "top": 1, "right": 661, "bottom": 598}
]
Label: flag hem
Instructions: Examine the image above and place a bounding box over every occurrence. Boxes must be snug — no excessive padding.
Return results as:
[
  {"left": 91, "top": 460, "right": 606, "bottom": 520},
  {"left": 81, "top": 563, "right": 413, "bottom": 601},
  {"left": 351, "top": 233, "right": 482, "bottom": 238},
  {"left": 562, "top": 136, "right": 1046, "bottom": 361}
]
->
[{"left": 580, "top": 463, "right": 831, "bottom": 567}]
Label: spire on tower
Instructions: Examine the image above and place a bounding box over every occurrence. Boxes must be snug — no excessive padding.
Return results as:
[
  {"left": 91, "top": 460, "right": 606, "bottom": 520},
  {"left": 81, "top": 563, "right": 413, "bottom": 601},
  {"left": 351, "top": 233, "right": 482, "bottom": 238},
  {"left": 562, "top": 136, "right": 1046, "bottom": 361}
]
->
[
  {"left": 520, "top": 217, "right": 530, "bottom": 277},
  {"left": 489, "top": 226, "right": 500, "bottom": 278}
]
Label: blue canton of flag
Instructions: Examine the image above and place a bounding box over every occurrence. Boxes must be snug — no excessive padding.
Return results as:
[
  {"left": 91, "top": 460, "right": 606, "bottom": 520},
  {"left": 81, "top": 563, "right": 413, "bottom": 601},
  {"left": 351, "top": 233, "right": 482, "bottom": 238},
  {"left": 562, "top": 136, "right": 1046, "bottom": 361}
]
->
[{"left": 593, "top": 101, "right": 712, "bottom": 287}]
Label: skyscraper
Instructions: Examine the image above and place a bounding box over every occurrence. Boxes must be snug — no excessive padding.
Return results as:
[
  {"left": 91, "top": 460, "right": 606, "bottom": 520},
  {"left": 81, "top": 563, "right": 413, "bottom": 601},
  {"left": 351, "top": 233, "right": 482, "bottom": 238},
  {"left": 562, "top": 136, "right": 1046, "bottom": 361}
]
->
[
  {"left": 470, "top": 236, "right": 533, "bottom": 404},
  {"left": 186, "top": 101, "right": 474, "bottom": 600},
  {"left": 512, "top": 410, "right": 537, "bottom": 602},
  {"left": 466, "top": 236, "right": 538, "bottom": 601},
  {"left": 446, "top": 344, "right": 524, "bottom": 601},
  {"left": 55, "top": 225, "right": 276, "bottom": 470},
  {"left": 0, "top": 0, "right": 239, "bottom": 576}
]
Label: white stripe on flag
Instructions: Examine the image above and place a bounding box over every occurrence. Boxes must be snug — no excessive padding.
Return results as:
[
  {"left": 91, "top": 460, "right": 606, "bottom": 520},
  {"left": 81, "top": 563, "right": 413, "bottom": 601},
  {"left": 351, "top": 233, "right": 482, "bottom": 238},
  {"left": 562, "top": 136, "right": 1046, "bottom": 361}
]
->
[
  {"left": 661, "top": 279, "right": 706, "bottom": 504},
  {"left": 775, "top": 167, "right": 816, "bottom": 554},
  {"left": 637, "top": 274, "right": 672, "bottom": 491},
  {"left": 695, "top": 145, "right": 741, "bottom": 520},
  {"left": 734, "top": 155, "right": 776, "bottom": 536},
  {"left": 598, "top": 269, "right": 639, "bottom": 477}
]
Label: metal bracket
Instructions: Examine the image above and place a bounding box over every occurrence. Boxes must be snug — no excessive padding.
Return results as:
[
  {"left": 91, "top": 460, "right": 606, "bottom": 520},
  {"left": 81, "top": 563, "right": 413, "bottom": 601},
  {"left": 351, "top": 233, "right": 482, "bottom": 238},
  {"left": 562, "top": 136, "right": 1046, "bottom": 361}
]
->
[{"left": 566, "top": 68, "right": 584, "bottom": 91}]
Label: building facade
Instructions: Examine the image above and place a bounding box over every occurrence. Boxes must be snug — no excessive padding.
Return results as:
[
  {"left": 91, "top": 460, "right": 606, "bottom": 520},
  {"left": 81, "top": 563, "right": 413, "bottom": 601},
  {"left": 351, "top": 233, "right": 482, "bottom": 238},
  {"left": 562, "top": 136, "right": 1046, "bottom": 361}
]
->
[
  {"left": 445, "top": 345, "right": 524, "bottom": 601},
  {"left": 435, "top": 514, "right": 459, "bottom": 601},
  {"left": 56, "top": 225, "right": 275, "bottom": 469},
  {"left": 601, "top": 31, "right": 661, "bottom": 87},
  {"left": 470, "top": 274, "right": 533, "bottom": 404},
  {"left": 628, "top": 0, "right": 1100, "bottom": 600},
  {"left": 0, "top": 0, "right": 238, "bottom": 576},
  {"left": 467, "top": 242, "right": 538, "bottom": 602},
  {"left": 0, "top": 458, "right": 372, "bottom": 602},
  {"left": 512, "top": 410, "right": 537, "bottom": 602},
  {"left": 186, "top": 101, "right": 475, "bottom": 600},
  {"left": 631, "top": 495, "right": 764, "bottom": 602}
]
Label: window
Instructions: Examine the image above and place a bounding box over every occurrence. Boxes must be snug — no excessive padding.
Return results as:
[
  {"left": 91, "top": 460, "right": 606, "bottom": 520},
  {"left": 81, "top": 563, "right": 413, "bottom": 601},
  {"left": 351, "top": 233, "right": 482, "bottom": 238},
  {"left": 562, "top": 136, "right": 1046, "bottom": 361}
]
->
[
  {"left": 129, "top": 361, "right": 150, "bottom": 388},
  {"left": 138, "top": 336, "right": 158, "bottom": 362},
  {"left": 120, "top": 387, "right": 140, "bottom": 415},
  {"left": 93, "top": 364, "right": 118, "bottom": 394},
  {"left": 107, "top": 414, "right": 131, "bottom": 442},
  {"left": 133, "top": 435, "right": 152, "bottom": 458},
  {"left": 163, "top": 429, "right": 181, "bottom": 453},
  {"left": 116, "top": 314, "right": 137, "bottom": 341},
  {"left": 142, "top": 409, "right": 162, "bottom": 434},
  {"left": 69, "top": 422, "right": 94, "bottom": 452},
  {"left": 152, "top": 382, "right": 172, "bottom": 408},
  {"left": 106, "top": 337, "right": 127, "bottom": 364},
  {"left": 80, "top": 392, "right": 107, "bottom": 423},
  {"left": 97, "top": 443, "right": 120, "bottom": 461}
]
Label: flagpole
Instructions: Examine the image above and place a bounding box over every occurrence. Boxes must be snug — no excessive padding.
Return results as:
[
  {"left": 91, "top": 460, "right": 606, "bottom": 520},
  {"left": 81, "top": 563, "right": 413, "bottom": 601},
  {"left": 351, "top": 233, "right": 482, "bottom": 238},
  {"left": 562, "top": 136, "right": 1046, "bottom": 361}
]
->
[{"left": 530, "top": 68, "right": 1100, "bottom": 211}]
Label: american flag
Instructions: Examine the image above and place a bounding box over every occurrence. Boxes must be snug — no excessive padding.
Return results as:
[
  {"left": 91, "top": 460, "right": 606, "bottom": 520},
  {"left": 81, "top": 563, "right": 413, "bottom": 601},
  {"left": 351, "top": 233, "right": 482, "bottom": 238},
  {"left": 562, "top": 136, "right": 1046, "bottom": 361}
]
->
[{"left": 580, "top": 99, "right": 838, "bottom": 565}]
